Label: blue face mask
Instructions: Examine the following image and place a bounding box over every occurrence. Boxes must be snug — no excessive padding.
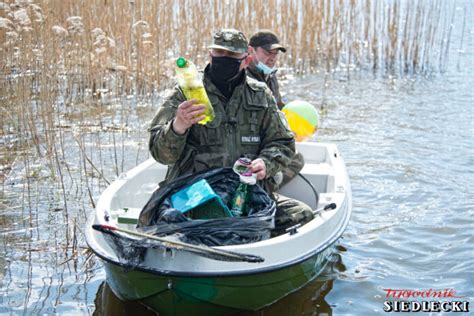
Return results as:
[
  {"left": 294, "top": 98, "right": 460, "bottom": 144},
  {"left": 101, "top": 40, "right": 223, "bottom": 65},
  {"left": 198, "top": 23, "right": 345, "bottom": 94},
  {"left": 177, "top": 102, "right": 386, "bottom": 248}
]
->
[{"left": 255, "top": 59, "right": 276, "bottom": 75}]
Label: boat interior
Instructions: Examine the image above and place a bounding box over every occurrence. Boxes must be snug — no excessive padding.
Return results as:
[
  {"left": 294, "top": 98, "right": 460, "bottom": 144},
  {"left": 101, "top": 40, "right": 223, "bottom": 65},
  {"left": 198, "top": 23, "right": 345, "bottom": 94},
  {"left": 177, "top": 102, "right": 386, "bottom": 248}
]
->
[{"left": 105, "top": 143, "right": 339, "bottom": 232}]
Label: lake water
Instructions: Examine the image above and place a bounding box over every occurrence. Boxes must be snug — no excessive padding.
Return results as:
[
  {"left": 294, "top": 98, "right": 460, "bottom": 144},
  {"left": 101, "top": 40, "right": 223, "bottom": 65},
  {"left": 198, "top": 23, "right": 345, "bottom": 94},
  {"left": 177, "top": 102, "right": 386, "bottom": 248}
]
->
[
  {"left": 1, "top": 6, "right": 473, "bottom": 316},
  {"left": 286, "top": 71, "right": 474, "bottom": 314}
]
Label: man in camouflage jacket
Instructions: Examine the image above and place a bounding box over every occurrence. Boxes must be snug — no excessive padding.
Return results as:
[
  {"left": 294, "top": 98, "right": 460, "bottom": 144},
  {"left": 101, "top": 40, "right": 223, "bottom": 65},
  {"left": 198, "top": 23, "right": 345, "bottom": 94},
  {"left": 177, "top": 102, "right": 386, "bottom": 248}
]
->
[{"left": 149, "top": 29, "right": 313, "bottom": 235}]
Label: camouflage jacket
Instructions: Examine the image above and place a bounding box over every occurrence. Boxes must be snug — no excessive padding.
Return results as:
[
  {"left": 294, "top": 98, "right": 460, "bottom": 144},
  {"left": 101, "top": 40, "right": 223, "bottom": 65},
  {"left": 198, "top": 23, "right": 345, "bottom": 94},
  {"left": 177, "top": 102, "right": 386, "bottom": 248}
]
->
[
  {"left": 149, "top": 66, "right": 295, "bottom": 183},
  {"left": 246, "top": 63, "right": 285, "bottom": 109}
]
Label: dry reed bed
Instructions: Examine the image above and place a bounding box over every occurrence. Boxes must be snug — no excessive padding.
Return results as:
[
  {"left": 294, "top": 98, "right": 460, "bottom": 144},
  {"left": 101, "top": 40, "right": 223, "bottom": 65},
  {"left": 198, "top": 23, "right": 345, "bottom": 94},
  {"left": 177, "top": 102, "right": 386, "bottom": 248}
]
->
[{"left": 1, "top": 0, "right": 455, "bottom": 99}]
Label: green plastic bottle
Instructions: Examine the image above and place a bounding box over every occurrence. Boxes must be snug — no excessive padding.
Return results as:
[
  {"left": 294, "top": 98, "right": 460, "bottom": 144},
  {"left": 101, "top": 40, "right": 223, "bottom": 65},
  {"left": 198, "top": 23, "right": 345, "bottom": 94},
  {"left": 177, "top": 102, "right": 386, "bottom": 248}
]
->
[
  {"left": 229, "top": 182, "right": 249, "bottom": 216},
  {"left": 175, "top": 57, "right": 214, "bottom": 125}
]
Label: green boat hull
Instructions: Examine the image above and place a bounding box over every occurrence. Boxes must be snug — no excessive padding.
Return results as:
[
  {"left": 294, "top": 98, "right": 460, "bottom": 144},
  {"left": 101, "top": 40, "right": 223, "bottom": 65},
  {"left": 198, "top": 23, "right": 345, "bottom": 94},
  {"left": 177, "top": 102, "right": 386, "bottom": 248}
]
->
[{"left": 102, "top": 244, "right": 335, "bottom": 316}]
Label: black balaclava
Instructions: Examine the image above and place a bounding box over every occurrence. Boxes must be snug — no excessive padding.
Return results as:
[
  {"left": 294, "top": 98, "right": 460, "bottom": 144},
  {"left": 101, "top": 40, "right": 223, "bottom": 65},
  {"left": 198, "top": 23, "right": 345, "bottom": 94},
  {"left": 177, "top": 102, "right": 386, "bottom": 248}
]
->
[{"left": 208, "top": 56, "right": 245, "bottom": 99}]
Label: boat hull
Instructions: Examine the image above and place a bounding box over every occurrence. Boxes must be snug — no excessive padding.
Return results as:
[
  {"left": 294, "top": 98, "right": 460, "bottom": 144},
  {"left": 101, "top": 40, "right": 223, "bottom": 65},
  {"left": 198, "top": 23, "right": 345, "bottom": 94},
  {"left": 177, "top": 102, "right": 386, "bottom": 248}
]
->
[{"left": 101, "top": 243, "right": 335, "bottom": 315}]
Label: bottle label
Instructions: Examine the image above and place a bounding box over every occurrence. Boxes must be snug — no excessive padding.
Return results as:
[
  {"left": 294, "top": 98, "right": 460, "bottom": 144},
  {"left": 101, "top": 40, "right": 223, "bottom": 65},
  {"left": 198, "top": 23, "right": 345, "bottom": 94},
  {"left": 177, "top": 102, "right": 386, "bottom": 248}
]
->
[{"left": 232, "top": 158, "right": 257, "bottom": 185}]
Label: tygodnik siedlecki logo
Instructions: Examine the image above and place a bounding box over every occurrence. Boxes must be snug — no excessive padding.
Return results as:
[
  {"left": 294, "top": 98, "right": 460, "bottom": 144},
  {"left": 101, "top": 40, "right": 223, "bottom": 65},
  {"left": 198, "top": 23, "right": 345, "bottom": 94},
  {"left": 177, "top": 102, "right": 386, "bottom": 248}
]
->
[{"left": 382, "top": 288, "right": 470, "bottom": 313}]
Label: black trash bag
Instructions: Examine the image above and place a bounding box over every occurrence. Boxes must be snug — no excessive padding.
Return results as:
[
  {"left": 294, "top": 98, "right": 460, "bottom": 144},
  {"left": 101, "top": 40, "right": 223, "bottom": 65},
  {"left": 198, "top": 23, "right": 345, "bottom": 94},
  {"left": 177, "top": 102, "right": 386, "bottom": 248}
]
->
[
  {"left": 137, "top": 167, "right": 276, "bottom": 246},
  {"left": 97, "top": 227, "right": 148, "bottom": 271}
]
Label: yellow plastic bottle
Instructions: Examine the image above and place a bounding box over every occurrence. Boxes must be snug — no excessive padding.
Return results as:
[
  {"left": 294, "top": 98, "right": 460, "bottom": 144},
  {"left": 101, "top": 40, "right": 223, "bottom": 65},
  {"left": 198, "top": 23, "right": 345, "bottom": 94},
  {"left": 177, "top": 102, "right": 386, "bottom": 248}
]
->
[{"left": 175, "top": 57, "right": 214, "bottom": 125}]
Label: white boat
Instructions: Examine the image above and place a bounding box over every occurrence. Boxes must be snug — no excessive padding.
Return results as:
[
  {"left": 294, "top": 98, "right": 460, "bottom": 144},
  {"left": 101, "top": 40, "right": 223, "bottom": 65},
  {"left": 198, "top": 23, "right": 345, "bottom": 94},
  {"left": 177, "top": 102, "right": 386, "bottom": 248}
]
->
[{"left": 86, "top": 142, "right": 352, "bottom": 315}]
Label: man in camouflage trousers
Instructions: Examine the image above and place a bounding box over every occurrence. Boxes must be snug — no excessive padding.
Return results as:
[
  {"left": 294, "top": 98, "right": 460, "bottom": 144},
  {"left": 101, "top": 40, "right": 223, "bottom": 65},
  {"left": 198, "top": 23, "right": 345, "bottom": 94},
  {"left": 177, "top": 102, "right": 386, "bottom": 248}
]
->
[
  {"left": 148, "top": 29, "right": 313, "bottom": 235},
  {"left": 247, "top": 30, "right": 305, "bottom": 192}
]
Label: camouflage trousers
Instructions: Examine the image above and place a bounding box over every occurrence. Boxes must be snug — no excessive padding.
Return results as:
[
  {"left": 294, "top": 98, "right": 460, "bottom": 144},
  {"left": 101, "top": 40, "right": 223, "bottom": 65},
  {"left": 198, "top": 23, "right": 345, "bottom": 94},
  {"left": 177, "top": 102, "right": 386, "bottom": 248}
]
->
[{"left": 272, "top": 193, "right": 314, "bottom": 236}]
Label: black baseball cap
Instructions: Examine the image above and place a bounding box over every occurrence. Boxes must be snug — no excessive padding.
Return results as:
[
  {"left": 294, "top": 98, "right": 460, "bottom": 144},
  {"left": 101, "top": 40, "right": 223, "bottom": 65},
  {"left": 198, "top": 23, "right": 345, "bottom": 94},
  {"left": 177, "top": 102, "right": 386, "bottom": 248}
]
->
[{"left": 249, "top": 30, "right": 287, "bottom": 53}]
